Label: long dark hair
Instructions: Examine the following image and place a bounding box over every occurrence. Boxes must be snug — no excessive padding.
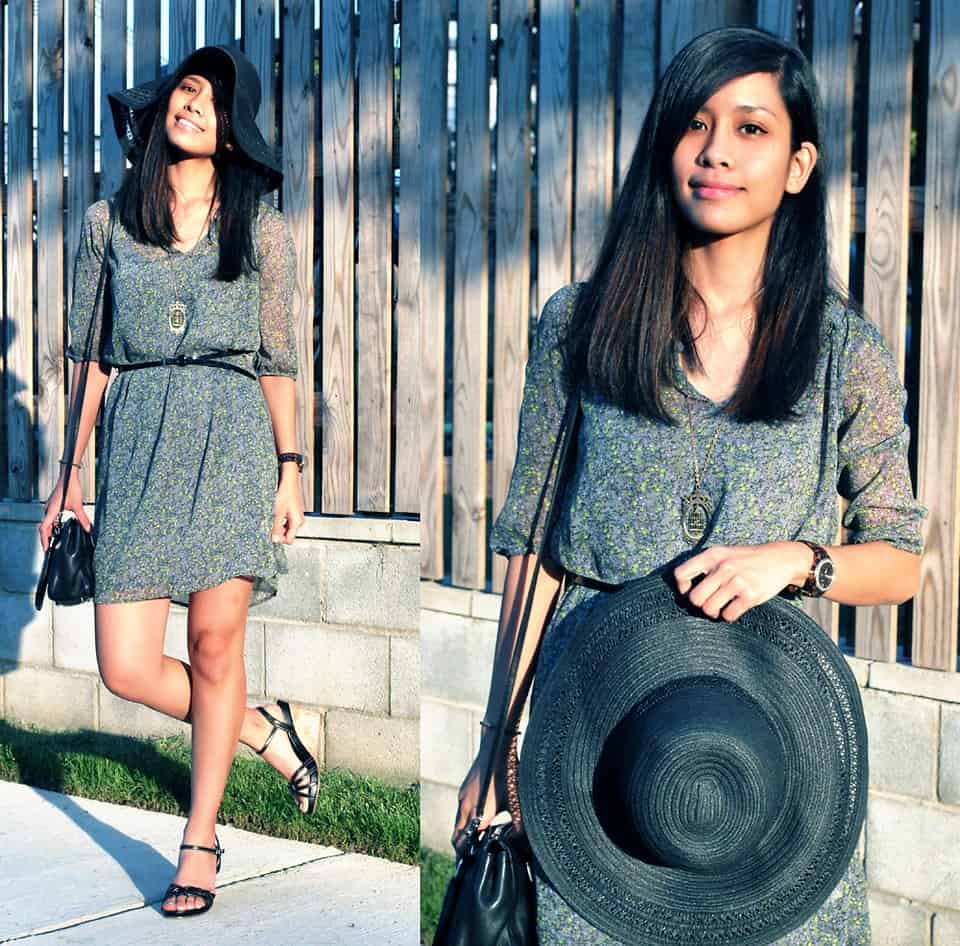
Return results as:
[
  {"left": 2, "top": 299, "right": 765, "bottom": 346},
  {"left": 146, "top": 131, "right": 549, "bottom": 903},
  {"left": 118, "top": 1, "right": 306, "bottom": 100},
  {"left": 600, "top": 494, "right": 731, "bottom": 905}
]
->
[
  {"left": 566, "top": 26, "right": 836, "bottom": 425},
  {"left": 112, "top": 61, "right": 271, "bottom": 282}
]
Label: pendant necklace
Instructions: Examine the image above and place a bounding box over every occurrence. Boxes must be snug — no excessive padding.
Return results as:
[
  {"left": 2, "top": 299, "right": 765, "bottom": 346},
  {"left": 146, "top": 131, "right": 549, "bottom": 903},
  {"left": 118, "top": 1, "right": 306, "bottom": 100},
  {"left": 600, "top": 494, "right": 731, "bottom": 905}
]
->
[
  {"left": 166, "top": 249, "right": 187, "bottom": 335},
  {"left": 680, "top": 394, "right": 723, "bottom": 543}
]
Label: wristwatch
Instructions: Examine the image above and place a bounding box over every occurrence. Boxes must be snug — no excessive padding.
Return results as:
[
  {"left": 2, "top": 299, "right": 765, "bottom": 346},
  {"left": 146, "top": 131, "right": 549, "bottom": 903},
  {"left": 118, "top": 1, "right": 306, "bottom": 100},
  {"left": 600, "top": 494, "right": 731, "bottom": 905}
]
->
[
  {"left": 277, "top": 452, "right": 305, "bottom": 473},
  {"left": 783, "top": 540, "right": 835, "bottom": 598}
]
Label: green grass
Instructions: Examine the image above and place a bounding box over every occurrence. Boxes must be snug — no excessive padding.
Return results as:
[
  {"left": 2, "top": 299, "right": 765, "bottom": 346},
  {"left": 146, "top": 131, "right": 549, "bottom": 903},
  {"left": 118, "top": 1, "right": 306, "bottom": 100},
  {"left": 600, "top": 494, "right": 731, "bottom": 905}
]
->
[
  {"left": 420, "top": 847, "right": 455, "bottom": 944},
  {"left": 0, "top": 717, "right": 418, "bottom": 864}
]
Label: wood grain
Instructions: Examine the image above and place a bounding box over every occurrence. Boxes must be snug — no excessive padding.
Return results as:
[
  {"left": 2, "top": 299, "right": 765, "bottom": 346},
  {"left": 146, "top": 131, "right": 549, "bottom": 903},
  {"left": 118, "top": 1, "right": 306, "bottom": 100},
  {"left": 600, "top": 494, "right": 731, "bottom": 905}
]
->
[
  {"left": 450, "top": 0, "right": 492, "bottom": 588},
  {"left": 617, "top": 0, "right": 657, "bottom": 190},
  {"left": 755, "top": 0, "right": 796, "bottom": 41},
  {"left": 857, "top": 0, "right": 912, "bottom": 662},
  {"left": 203, "top": 0, "right": 234, "bottom": 46},
  {"left": 281, "top": 0, "right": 316, "bottom": 510},
  {"left": 914, "top": 0, "right": 960, "bottom": 671},
  {"left": 133, "top": 0, "right": 161, "bottom": 86},
  {"left": 320, "top": 0, "right": 356, "bottom": 514},
  {"left": 492, "top": 0, "right": 532, "bottom": 592},
  {"left": 356, "top": 0, "right": 394, "bottom": 512},
  {"left": 169, "top": 0, "right": 197, "bottom": 72},
  {"left": 37, "top": 0, "right": 66, "bottom": 502},
  {"left": 7, "top": 10, "right": 34, "bottom": 499}
]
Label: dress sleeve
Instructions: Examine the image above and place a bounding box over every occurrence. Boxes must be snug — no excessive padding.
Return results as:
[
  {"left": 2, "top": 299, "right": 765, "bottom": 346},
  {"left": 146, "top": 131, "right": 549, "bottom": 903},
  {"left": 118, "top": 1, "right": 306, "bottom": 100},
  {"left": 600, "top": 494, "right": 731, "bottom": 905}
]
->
[
  {"left": 489, "top": 284, "right": 579, "bottom": 558},
  {"left": 255, "top": 206, "right": 299, "bottom": 379},
  {"left": 836, "top": 311, "right": 927, "bottom": 554},
  {"left": 66, "top": 200, "right": 111, "bottom": 363}
]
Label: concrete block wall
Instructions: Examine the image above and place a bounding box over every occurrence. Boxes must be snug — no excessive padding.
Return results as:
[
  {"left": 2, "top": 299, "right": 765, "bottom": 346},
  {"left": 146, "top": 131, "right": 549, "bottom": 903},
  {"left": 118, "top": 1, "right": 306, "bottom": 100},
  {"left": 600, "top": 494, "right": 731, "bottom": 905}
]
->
[
  {"left": 0, "top": 503, "right": 419, "bottom": 784},
  {"left": 421, "top": 580, "right": 960, "bottom": 945}
]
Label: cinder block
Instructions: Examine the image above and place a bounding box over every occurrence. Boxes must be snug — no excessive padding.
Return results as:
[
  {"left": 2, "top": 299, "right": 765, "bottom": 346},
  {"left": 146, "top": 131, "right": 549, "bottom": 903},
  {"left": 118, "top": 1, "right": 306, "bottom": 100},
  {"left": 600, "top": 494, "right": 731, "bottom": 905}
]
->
[
  {"left": 867, "top": 794, "right": 960, "bottom": 909},
  {"left": 868, "top": 891, "right": 930, "bottom": 946},
  {"left": 98, "top": 688, "right": 190, "bottom": 739},
  {"left": 421, "top": 609, "right": 498, "bottom": 706},
  {"left": 870, "top": 662, "right": 960, "bottom": 705},
  {"left": 265, "top": 622, "right": 389, "bottom": 714},
  {"left": 390, "top": 635, "right": 420, "bottom": 719},
  {"left": 53, "top": 600, "right": 97, "bottom": 672},
  {"left": 0, "top": 592, "right": 52, "bottom": 665},
  {"left": 933, "top": 909, "right": 960, "bottom": 946},
  {"left": 324, "top": 543, "right": 418, "bottom": 631},
  {"left": 421, "top": 700, "right": 474, "bottom": 786},
  {"left": 939, "top": 705, "right": 960, "bottom": 805},
  {"left": 161, "top": 609, "right": 190, "bottom": 661},
  {"left": 3, "top": 665, "right": 97, "bottom": 730},
  {"left": 421, "top": 780, "right": 461, "bottom": 855},
  {"left": 325, "top": 710, "right": 418, "bottom": 783},
  {"left": 863, "top": 689, "right": 938, "bottom": 799},
  {"left": 845, "top": 655, "right": 870, "bottom": 687},
  {"left": 0, "top": 523, "right": 46, "bottom": 594},
  {"left": 253, "top": 541, "right": 324, "bottom": 622},
  {"left": 420, "top": 581, "right": 472, "bottom": 617}
]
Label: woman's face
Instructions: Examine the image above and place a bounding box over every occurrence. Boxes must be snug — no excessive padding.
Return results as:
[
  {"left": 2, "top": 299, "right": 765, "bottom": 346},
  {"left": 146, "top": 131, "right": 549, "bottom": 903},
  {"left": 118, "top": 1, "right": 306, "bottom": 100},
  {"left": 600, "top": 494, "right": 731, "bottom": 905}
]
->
[
  {"left": 164, "top": 73, "right": 225, "bottom": 159},
  {"left": 670, "top": 72, "right": 817, "bottom": 240}
]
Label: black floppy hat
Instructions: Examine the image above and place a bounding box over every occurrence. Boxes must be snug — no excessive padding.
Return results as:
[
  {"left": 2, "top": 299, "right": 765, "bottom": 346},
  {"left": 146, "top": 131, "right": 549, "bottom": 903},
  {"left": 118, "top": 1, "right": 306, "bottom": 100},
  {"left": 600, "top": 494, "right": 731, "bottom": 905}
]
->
[
  {"left": 519, "top": 571, "right": 868, "bottom": 946},
  {"left": 107, "top": 45, "right": 282, "bottom": 194}
]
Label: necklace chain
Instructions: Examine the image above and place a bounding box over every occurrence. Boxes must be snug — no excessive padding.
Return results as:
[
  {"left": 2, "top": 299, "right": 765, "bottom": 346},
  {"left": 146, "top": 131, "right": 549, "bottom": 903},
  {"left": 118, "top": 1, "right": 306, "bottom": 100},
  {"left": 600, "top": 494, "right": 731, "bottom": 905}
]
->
[
  {"left": 680, "top": 394, "right": 723, "bottom": 543},
  {"left": 684, "top": 395, "right": 722, "bottom": 489}
]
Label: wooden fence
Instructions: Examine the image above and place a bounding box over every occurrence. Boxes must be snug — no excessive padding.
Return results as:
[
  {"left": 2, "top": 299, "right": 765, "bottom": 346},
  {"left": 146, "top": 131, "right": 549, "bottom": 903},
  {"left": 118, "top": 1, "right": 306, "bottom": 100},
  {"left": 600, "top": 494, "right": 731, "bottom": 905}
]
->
[
  {"left": 419, "top": 0, "right": 960, "bottom": 674},
  {"left": 0, "top": 0, "right": 417, "bottom": 518}
]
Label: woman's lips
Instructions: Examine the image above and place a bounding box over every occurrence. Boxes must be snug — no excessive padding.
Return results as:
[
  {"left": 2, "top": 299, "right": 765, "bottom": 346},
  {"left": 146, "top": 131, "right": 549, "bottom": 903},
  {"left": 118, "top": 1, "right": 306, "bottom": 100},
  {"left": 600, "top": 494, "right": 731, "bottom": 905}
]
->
[{"left": 692, "top": 184, "right": 742, "bottom": 199}]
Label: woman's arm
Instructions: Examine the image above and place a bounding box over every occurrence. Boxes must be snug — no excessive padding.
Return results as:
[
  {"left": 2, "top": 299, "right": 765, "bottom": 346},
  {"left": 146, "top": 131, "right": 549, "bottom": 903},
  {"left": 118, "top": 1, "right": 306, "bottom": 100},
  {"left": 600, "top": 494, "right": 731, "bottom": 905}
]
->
[
  {"left": 673, "top": 538, "right": 921, "bottom": 623},
  {"left": 259, "top": 374, "right": 304, "bottom": 544},
  {"left": 452, "top": 552, "right": 563, "bottom": 848}
]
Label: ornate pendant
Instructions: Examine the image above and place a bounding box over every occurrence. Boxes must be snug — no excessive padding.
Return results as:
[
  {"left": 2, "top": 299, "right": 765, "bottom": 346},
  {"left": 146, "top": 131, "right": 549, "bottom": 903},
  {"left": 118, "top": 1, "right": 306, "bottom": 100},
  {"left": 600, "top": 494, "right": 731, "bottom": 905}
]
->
[
  {"left": 168, "top": 301, "right": 187, "bottom": 334},
  {"left": 681, "top": 489, "right": 713, "bottom": 543}
]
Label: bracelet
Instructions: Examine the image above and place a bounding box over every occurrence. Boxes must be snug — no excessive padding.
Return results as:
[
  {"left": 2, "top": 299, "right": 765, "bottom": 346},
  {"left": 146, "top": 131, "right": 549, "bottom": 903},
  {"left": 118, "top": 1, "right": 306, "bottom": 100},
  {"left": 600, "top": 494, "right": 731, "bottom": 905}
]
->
[
  {"left": 58, "top": 459, "right": 82, "bottom": 470},
  {"left": 480, "top": 719, "right": 521, "bottom": 736},
  {"left": 277, "top": 452, "right": 304, "bottom": 473}
]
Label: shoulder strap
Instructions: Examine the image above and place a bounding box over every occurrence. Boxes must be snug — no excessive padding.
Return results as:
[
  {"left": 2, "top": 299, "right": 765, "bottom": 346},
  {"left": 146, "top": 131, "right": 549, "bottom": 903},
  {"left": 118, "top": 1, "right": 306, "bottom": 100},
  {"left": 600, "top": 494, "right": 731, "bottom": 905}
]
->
[
  {"left": 55, "top": 201, "right": 117, "bottom": 520},
  {"left": 474, "top": 388, "right": 580, "bottom": 822}
]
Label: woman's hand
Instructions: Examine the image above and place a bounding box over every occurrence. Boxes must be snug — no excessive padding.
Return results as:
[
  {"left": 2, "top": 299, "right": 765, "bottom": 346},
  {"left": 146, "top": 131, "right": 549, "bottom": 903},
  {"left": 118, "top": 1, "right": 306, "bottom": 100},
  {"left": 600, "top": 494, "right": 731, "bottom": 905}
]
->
[
  {"left": 451, "top": 752, "right": 511, "bottom": 858},
  {"left": 673, "top": 541, "right": 811, "bottom": 622},
  {"left": 38, "top": 469, "right": 93, "bottom": 552},
  {"left": 271, "top": 470, "right": 305, "bottom": 545}
]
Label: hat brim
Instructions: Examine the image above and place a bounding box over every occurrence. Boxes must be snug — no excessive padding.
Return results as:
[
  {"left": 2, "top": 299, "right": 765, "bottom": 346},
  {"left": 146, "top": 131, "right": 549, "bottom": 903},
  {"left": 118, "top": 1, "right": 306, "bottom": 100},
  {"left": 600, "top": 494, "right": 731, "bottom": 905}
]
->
[
  {"left": 518, "top": 572, "right": 868, "bottom": 946},
  {"left": 106, "top": 46, "right": 282, "bottom": 194}
]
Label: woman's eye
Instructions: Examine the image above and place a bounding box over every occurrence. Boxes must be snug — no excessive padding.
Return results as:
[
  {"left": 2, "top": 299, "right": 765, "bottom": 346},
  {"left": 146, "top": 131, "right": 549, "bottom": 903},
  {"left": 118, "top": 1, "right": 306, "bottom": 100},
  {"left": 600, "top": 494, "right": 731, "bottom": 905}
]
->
[
  {"left": 741, "top": 123, "right": 766, "bottom": 135},
  {"left": 689, "top": 118, "right": 707, "bottom": 131}
]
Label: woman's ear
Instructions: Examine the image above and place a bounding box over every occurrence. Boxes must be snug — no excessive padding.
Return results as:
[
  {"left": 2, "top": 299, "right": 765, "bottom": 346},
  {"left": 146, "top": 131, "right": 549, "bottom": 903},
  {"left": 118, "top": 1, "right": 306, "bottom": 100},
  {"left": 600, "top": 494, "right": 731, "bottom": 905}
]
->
[{"left": 785, "top": 141, "right": 818, "bottom": 195}]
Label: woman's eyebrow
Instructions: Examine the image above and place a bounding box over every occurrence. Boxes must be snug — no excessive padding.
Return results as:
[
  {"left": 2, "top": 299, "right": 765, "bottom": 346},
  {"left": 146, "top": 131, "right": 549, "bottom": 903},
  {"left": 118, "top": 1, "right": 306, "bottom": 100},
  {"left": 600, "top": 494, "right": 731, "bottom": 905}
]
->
[{"left": 734, "top": 104, "right": 778, "bottom": 118}]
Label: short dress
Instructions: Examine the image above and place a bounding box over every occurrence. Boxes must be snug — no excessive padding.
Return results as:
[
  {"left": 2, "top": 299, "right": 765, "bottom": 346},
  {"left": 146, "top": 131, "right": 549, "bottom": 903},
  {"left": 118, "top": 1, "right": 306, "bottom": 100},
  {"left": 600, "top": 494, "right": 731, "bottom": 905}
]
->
[
  {"left": 490, "top": 283, "right": 928, "bottom": 946},
  {"left": 66, "top": 198, "right": 299, "bottom": 607}
]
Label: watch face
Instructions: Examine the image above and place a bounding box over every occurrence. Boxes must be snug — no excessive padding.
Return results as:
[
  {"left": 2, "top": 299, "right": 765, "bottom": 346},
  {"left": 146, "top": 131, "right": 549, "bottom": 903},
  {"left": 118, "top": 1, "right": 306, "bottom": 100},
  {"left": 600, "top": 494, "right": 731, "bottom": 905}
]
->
[{"left": 815, "top": 559, "right": 835, "bottom": 591}]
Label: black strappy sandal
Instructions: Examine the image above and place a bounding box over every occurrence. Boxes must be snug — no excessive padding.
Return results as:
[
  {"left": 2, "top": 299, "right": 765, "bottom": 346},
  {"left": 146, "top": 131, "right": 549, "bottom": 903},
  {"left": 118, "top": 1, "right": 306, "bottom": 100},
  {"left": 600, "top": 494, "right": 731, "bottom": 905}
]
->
[
  {"left": 254, "top": 699, "right": 320, "bottom": 815},
  {"left": 161, "top": 835, "right": 224, "bottom": 918}
]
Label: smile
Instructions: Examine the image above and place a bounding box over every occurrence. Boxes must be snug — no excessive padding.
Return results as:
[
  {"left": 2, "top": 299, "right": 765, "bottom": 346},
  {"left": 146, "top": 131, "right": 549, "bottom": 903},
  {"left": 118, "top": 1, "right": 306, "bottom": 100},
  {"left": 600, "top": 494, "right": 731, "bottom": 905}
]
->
[
  {"left": 692, "top": 185, "right": 742, "bottom": 199},
  {"left": 176, "top": 117, "right": 203, "bottom": 133}
]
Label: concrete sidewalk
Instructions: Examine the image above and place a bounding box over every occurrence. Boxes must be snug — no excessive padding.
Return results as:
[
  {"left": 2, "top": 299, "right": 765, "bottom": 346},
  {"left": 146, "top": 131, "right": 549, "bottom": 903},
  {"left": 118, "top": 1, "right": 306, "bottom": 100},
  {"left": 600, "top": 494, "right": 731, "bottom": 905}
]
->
[{"left": 0, "top": 781, "right": 418, "bottom": 944}]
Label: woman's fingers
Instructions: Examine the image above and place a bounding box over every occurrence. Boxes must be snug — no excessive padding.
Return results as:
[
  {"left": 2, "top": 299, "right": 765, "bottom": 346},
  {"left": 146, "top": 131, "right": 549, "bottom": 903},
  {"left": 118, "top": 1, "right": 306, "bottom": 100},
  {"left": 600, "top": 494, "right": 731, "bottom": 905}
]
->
[{"left": 73, "top": 504, "right": 93, "bottom": 533}]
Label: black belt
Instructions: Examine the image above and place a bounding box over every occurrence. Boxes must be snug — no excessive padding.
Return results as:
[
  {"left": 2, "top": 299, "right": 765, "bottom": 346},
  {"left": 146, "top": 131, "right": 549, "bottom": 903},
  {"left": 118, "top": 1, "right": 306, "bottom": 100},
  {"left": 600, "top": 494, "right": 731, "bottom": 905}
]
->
[
  {"left": 112, "top": 353, "right": 257, "bottom": 381},
  {"left": 567, "top": 573, "right": 625, "bottom": 593}
]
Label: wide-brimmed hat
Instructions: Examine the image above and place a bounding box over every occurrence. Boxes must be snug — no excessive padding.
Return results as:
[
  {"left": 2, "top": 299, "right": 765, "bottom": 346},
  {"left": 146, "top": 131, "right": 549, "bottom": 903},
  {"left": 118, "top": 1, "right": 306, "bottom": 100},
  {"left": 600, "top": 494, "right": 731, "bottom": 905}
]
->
[
  {"left": 107, "top": 45, "right": 282, "bottom": 193},
  {"left": 519, "top": 571, "right": 868, "bottom": 946}
]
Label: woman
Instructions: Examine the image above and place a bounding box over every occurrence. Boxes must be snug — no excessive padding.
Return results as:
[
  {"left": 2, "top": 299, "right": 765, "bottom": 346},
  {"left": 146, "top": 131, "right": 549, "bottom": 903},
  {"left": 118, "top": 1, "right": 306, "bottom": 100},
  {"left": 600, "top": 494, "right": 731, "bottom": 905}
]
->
[
  {"left": 453, "top": 27, "right": 926, "bottom": 945},
  {"left": 38, "top": 46, "right": 317, "bottom": 918}
]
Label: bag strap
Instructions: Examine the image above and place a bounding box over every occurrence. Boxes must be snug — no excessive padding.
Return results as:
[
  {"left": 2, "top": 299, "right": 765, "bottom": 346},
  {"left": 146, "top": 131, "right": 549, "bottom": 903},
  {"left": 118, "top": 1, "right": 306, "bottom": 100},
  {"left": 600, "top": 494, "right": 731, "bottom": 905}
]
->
[
  {"left": 473, "top": 387, "right": 580, "bottom": 830},
  {"left": 55, "top": 200, "right": 116, "bottom": 523}
]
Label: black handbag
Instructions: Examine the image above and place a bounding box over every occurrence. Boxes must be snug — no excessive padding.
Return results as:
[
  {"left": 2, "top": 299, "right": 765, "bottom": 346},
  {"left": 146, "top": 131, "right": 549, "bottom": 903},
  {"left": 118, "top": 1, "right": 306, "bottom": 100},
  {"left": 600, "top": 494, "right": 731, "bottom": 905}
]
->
[
  {"left": 35, "top": 201, "right": 116, "bottom": 611},
  {"left": 433, "top": 393, "right": 580, "bottom": 946}
]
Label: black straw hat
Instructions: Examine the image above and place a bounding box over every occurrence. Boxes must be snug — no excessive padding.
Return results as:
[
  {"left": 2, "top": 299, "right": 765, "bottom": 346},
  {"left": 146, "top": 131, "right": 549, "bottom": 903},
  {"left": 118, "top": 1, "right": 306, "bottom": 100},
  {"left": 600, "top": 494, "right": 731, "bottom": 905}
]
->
[
  {"left": 107, "top": 45, "right": 282, "bottom": 193},
  {"left": 519, "top": 571, "right": 868, "bottom": 946}
]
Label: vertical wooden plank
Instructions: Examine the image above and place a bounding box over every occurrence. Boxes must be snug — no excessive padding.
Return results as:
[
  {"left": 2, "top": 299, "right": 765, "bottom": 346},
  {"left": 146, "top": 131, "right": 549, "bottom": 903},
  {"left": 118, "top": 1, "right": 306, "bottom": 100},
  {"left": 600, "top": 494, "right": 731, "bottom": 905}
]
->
[
  {"left": 204, "top": 0, "right": 235, "bottom": 47},
  {"left": 100, "top": 0, "right": 128, "bottom": 204},
  {"left": 491, "top": 0, "right": 532, "bottom": 592},
  {"left": 537, "top": 0, "right": 573, "bottom": 309},
  {"left": 617, "top": 0, "right": 657, "bottom": 191},
  {"left": 320, "top": 0, "right": 355, "bottom": 514},
  {"left": 755, "top": 0, "right": 796, "bottom": 42},
  {"left": 68, "top": 0, "right": 97, "bottom": 498},
  {"left": 573, "top": 0, "right": 614, "bottom": 280},
  {"left": 169, "top": 0, "right": 197, "bottom": 71},
  {"left": 401, "top": 0, "right": 447, "bottom": 573},
  {"left": 37, "top": 0, "right": 67, "bottom": 502},
  {"left": 356, "top": 0, "right": 394, "bottom": 512},
  {"left": 7, "top": 8, "right": 35, "bottom": 499},
  {"left": 451, "top": 0, "right": 492, "bottom": 589},
  {"left": 398, "top": 0, "right": 444, "bottom": 519},
  {"left": 281, "top": 0, "right": 316, "bottom": 510},
  {"left": 914, "top": 0, "right": 960, "bottom": 671},
  {"left": 242, "top": 0, "right": 277, "bottom": 210},
  {"left": 812, "top": 0, "right": 855, "bottom": 290},
  {"left": 659, "top": 0, "right": 728, "bottom": 72},
  {"left": 133, "top": 0, "right": 161, "bottom": 86},
  {"left": 856, "top": 0, "right": 912, "bottom": 662}
]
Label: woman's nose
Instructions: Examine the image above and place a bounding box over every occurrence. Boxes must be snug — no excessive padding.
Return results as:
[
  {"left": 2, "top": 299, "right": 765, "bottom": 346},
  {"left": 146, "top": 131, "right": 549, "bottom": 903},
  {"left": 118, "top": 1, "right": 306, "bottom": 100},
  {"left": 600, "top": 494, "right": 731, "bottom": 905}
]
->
[{"left": 698, "top": 128, "right": 733, "bottom": 168}]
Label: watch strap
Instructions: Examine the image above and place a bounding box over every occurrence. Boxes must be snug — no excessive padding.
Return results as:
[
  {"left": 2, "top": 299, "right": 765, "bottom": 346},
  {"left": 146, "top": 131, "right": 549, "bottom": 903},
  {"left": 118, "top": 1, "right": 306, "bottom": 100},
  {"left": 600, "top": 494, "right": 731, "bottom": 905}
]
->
[{"left": 784, "top": 540, "right": 829, "bottom": 598}]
